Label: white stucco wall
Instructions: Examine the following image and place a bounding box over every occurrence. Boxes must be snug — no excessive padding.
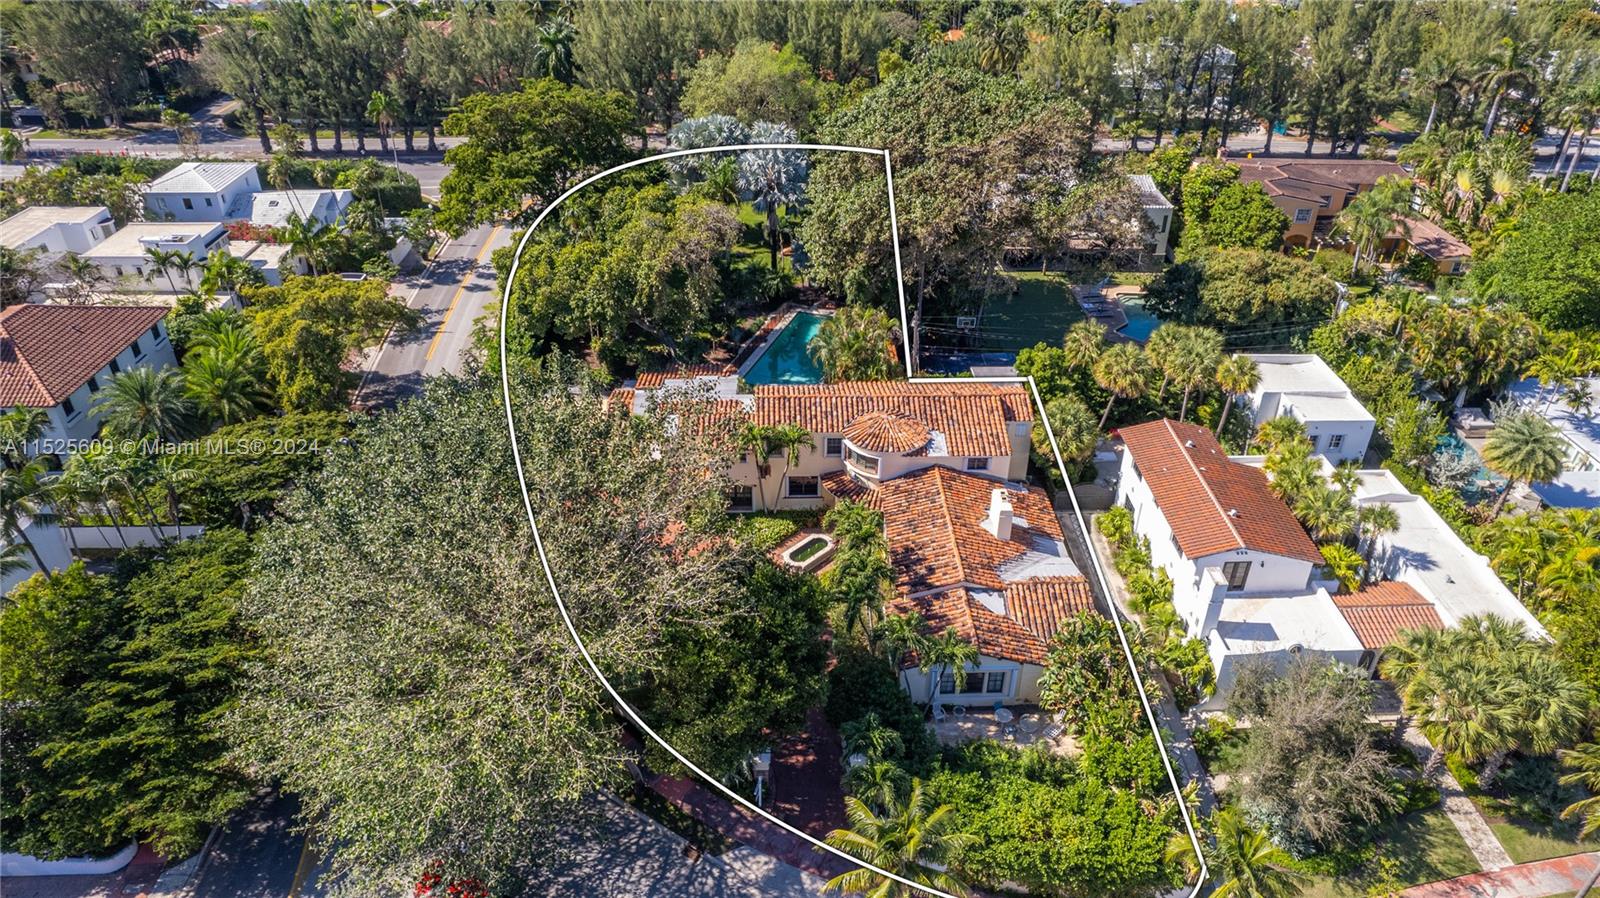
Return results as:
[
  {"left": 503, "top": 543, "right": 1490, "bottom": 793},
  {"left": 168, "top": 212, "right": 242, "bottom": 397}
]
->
[
  {"left": 899, "top": 656, "right": 1041, "bottom": 707},
  {"left": 6, "top": 320, "right": 177, "bottom": 456}
]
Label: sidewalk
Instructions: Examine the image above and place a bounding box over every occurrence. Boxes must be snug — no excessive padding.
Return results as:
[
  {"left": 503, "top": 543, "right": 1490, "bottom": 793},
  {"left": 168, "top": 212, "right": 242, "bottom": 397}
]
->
[
  {"left": 1400, "top": 851, "right": 1599, "bottom": 898},
  {"left": 1399, "top": 724, "right": 1515, "bottom": 873},
  {"left": 648, "top": 775, "right": 854, "bottom": 883}
]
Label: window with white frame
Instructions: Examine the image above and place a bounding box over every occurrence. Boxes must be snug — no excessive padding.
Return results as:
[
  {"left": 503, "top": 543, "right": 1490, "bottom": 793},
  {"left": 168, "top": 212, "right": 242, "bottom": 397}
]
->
[
  {"left": 966, "top": 457, "right": 989, "bottom": 471},
  {"left": 939, "top": 670, "right": 1008, "bottom": 695},
  {"left": 1328, "top": 434, "right": 1344, "bottom": 450},
  {"left": 825, "top": 436, "right": 843, "bottom": 457},
  {"left": 786, "top": 475, "right": 820, "bottom": 498},
  {"left": 1294, "top": 208, "right": 1312, "bottom": 223}
]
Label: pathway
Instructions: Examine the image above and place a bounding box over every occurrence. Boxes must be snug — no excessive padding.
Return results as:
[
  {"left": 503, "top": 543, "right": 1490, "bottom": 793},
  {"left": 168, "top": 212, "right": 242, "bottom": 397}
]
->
[
  {"left": 648, "top": 775, "right": 854, "bottom": 884},
  {"left": 1399, "top": 724, "right": 1516, "bottom": 873},
  {"left": 1400, "top": 851, "right": 1599, "bottom": 898},
  {"left": 1061, "top": 509, "right": 1217, "bottom": 816}
]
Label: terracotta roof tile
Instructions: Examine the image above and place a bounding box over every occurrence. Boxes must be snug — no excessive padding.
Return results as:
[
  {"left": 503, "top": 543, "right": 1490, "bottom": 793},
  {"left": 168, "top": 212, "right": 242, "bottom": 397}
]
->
[
  {"left": 843, "top": 411, "right": 931, "bottom": 454},
  {"left": 876, "top": 466, "right": 1066, "bottom": 594},
  {"left": 1331, "top": 581, "right": 1442, "bottom": 649},
  {"left": 888, "top": 579, "right": 1095, "bottom": 667},
  {"left": 0, "top": 305, "right": 168, "bottom": 407},
  {"left": 634, "top": 363, "right": 736, "bottom": 390},
  {"left": 754, "top": 382, "right": 1029, "bottom": 458},
  {"left": 1006, "top": 577, "right": 1097, "bottom": 639},
  {"left": 1118, "top": 419, "right": 1321, "bottom": 564}
]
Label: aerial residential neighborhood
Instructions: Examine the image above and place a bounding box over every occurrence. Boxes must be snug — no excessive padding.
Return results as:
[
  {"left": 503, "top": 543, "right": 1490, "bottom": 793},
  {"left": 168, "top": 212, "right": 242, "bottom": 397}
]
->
[{"left": 1, "top": 2, "right": 1599, "bottom": 898}]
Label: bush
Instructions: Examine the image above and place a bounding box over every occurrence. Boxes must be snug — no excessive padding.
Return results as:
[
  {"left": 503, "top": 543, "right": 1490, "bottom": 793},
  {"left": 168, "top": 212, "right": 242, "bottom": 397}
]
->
[
  {"left": 1191, "top": 716, "right": 1238, "bottom": 765},
  {"left": 824, "top": 644, "right": 937, "bottom": 775},
  {"left": 1096, "top": 506, "right": 1134, "bottom": 550},
  {"left": 728, "top": 512, "right": 807, "bottom": 552}
]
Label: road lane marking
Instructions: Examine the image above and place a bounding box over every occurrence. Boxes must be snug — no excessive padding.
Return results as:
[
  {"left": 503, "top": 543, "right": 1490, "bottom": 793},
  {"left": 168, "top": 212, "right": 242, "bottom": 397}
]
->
[
  {"left": 286, "top": 831, "right": 315, "bottom": 898},
  {"left": 351, "top": 235, "right": 453, "bottom": 406},
  {"left": 424, "top": 223, "right": 503, "bottom": 362}
]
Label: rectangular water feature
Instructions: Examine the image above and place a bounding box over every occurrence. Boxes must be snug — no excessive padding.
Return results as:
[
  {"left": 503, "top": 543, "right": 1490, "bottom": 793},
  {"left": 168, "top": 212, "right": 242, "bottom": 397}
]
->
[{"left": 740, "top": 311, "right": 827, "bottom": 385}]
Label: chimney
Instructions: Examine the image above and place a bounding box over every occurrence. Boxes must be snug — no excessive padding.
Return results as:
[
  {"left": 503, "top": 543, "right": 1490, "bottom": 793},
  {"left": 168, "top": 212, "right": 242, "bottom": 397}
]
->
[{"left": 983, "top": 488, "right": 1014, "bottom": 541}]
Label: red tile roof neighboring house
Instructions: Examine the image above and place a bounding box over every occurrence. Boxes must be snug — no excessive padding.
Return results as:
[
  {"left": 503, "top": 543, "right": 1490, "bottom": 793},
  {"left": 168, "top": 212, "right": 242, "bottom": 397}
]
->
[
  {"left": 1118, "top": 419, "right": 1322, "bottom": 564},
  {"left": 0, "top": 305, "right": 168, "bottom": 407},
  {"left": 753, "top": 382, "right": 1030, "bottom": 458},
  {"left": 1233, "top": 158, "right": 1408, "bottom": 204},
  {"left": 634, "top": 363, "right": 737, "bottom": 390},
  {"left": 1331, "top": 581, "right": 1443, "bottom": 649},
  {"left": 873, "top": 465, "right": 1068, "bottom": 595},
  {"left": 1391, "top": 216, "right": 1472, "bottom": 260}
]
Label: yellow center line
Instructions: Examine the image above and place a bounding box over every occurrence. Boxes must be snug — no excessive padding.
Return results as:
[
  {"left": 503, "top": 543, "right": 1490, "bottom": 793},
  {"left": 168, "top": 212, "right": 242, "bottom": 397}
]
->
[{"left": 424, "top": 223, "right": 503, "bottom": 362}]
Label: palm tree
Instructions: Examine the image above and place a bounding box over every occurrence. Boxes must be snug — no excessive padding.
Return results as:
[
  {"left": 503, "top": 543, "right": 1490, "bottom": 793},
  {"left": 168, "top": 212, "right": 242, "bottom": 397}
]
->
[
  {"left": 92, "top": 367, "right": 196, "bottom": 443},
  {"left": 824, "top": 499, "right": 885, "bottom": 555},
  {"left": 1558, "top": 743, "right": 1600, "bottom": 839},
  {"left": 143, "top": 247, "right": 196, "bottom": 292},
  {"left": 1295, "top": 488, "right": 1357, "bottom": 543},
  {"left": 735, "top": 422, "right": 813, "bottom": 510},
  {"left": 0, "top": 540, "right": 31, "bottom": 582},
  {"left": 1482, "top": 413, "right": 1567, "bottom": 519},
  {"left": 264, "top": 152, "right": 296, "bottom": 191},
  {"left": 1166, "top": 806, "right": 1308, "bottom": 898},
  {"left": 150, "top": 454, "right": 198, "bottom": 526},
  {"left": 1408, "top": 659, "right": 1518, "bottom": 777},
  {"left": 1172, "top": 327, "right": 1223, "bottom": 422},
  {"left": 279, "top": 213, "right": 337, "bottom": 276},
  {"left": 1356, "top": 503, "right": 1400, "bottom": 578},
  {"left": 920, "top": 629, "right": 979, "bottom": 710},
  {"left": 0, "top": 128, "right": 23, "bottom": 164},
  {"left": 161, "top": 108, "right": 200, "bottom": 157},
  {"left": 1145, "top": 325, "right": 1184, "bottom": 403},
  {"left": 809, "top": 307, "right": 897, "bottom": 383},
  {"left": 54, "top": 252, "right": 106, "bottom": 303},
  {"left": 841, "top": 712, "right": 904, "bottom": 763},
  {"left": 1092, "top": 343, "right": 1146, "bottom": 429},
  {"left": 0, "top": 459, "right": 58, "bottom": 579},
  {"left": 1477, "top": 38, "right": 1535, "bottom": 141},
  {"left": 823, "top": 779, "right": 975, "bottom": 898},
  {"left": 1333, "top": 176, "right": 1411, "bottom": 276},
  {"left": 1253, "top": 416, "right": 1307, "bottom": 455},
  {"left": 737, "top": 124, "right": 808, "bottom": 270},
  {"left": 60, "top": 450, "right": 130, "bottom": 550},
  {"left": 0, "top": 407, "right": 49, "bottom": 467},
  {"left": 843, "top": 760, "right": 909, "bottom": 816},
  {"left": 199, "top": 252, "right": 267, "bottom": 296},
  {"left": 533, "top": 18, "right": 579, "bottom": 84},
  {"left": 1319, "top": 544, "right": 1364, "bottom": 594},
  {"left": 365, "top": 90, "right": 400, "bottom": 158},
  {"left": 1061, "top": 320, "right": 1105, "bottom": 371},
  {"left": 1214, "top": 354, "right": 1260, "bottom": 440},
  {"left": 185, "top": 348, "right": 271, "bottom": 425},
  {"left": 874, "top": 611, "right": 928, "bottom": 672}
]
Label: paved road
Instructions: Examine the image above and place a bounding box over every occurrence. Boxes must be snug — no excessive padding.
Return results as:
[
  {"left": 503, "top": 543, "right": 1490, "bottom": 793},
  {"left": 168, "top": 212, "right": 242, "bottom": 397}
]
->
[
  {"left": 190, "top": 791, "right": 309, "bottom": 898},
  {"left": 353, "top": 220, "right": 511, "bottom": 408}
]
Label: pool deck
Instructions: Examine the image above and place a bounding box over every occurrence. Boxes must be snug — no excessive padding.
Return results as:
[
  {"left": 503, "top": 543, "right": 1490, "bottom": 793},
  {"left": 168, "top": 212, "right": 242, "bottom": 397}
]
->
[{"left": 1078, "top": 284, "right": 1147, "bottom": 345}]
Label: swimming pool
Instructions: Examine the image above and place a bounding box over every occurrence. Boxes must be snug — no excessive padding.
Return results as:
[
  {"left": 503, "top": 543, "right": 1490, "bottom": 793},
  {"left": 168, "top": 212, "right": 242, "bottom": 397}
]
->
[
  {"left": 741, "top": 311, "right": 827, "bottom": 385},
  {"left": 1117, "top": 297, "right": 1161, "bottom": 342},
  {"left": 1437, "top": 432, "right": 1506, "bottom": 500}
]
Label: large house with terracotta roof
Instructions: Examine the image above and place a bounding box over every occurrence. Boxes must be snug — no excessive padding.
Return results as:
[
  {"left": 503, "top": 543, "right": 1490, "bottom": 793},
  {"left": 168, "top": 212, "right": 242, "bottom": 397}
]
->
[
  {"left": 619, "top": 367, "right": 1095, "bottom": 706},
  {"left": 1115, "top": 418, "right": 1540, "bottom": 706},
  {"left": 1230, "top": 157, "right": 1408, "bottom": 248},
  {"left": 0, "top": 304, "right": 176, "bottom": 456}
]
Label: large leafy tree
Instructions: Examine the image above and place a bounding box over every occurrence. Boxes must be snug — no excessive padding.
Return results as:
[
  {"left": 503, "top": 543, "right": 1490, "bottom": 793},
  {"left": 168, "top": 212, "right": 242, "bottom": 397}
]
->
[
  {"left": 1177, "top": 162, "right": 1287, "bottom": 255},
  {"left": 681, "top": 39, "right": 821, "bottom": 131},
  {"left": 1470, "top": 190, "right": 1600, "bottom": 330},
  {"left": 14, "top": 2, "right": 147, "bottom": 127},
  {"left": 1146, "top": 247, "right": 1338, "bottom": 330},
  {"left": 228, "top": 367, "right": 760, "bottom": 895},
  {"left": 1, "top": 532, "right": 258, "bottom": 859},
  {"left": 798, "top": 62, "right": 1094, "bottom": 365},
  {"left": 437, "top": 79, "right": 634, "bottom": 235}
]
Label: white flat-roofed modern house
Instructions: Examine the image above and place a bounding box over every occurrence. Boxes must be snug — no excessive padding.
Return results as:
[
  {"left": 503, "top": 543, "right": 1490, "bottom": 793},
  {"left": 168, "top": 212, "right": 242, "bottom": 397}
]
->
[
  {"left": 1245, "top": 353, "right": 1375, "bottom": 464},
  {"left": 0, "top": 206, "right": 116, "bottom": 256},
  {"left": 81, "top": 222, "right": 229, "bottom": 292},
  {"left": 1505, "top": 376, "right": 1600, "bottom": 509},
  {"left": 0, "top": 304, "right": 176, "bottom": 456},
  {"left": 143, "top": 161, "right": 261, "bottom": 222}
]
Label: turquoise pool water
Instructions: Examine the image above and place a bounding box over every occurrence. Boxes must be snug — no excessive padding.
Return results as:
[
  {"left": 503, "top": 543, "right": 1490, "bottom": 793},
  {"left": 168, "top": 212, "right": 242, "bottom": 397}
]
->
[
  {"left": 1118, "top": 297, "right": 1161, "bottom": 342},
  {"left": 742, "top": 311, "right": 826, "bottom": 385},
  {"left": 1437, "top": 432, "right": 1506, "bottom": 500}
]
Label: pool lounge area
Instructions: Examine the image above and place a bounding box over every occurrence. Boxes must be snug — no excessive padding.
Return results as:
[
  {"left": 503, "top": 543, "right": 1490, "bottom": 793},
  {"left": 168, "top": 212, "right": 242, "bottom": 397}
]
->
[{"left": 739, "top": 309, "right": 828, "bottom": 385}]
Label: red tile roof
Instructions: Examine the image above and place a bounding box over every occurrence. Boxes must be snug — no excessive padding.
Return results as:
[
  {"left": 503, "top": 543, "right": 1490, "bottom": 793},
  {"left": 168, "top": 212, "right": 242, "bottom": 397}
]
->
[
  {"left": 843, "top": 411, "right": 930, "bottom": 454},
  {"left": 1392, "top": 216, "right": 1472, "bottom": 260},
  {"left": 873, "top": 465, "right": 1067, "bottom": 595},
  {"left": 753, "top": 382, "right": 1029, "bottom": 458},
  {"left": 1234, "top": 158, "right": 1408, "bottom": 203},
  {"left": 1331, "top": 581, "right": 1443, "bottom": 649},
  {"left": 889, "top": 578, "right": 1095, "bottom": 667},
  {"left": 634, "top": 363, "right": 736, "bottom": 390},
  {"left": 0, "top": 305, "right": 168, "bottom": 407},
  {"left": 1118, "top": 419, "right": 1322, "bottom": 564}
]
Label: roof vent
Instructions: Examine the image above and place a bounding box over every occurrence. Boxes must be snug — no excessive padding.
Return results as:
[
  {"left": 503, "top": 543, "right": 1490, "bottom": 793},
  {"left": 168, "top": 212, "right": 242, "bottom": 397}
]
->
[
  {"left": 1228, "top": 508, "right": 1239, "bottom": 517},
  {"left": 1184, "top": 439, "right": 1196, "bottom": 448}
]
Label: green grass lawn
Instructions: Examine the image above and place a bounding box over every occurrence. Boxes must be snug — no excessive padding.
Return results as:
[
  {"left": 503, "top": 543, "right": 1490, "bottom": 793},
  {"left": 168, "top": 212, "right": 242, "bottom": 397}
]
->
[
  {"left": 732, "top": 202, "right": 794, "bottom": 275},
  {"left": 1488, "top": 817, "right": 1597, "bottom": 865},
  {"left": 976, "top": 271, "right": 1088, "bottom": 352},
  {"left": 1294, "top": 809, "right": 1481, "bottom": 898}
]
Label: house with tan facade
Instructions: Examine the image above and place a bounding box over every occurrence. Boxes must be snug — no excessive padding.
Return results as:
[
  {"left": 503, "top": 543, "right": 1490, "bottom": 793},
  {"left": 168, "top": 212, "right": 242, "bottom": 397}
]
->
[
  {"left": 617, "top": 367, "right": 1097, "bottom": 707},
  {"left": 1230, "top": 157, "right": 1408, "bottom": 248}
]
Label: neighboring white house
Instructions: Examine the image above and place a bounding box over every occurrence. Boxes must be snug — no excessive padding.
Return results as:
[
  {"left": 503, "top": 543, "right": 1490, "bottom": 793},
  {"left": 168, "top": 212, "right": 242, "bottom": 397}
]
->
[
  {"left": 1245, "top": 353, "right": 1375, "bottom": 464},
  {"left": 81, "top": 222, "right": 229, "bottom": 292},
  {"left": 229, "top": 188, "right": 354, "bottom": 229},
  {"left": 1, "top": 519, "right": 74, "bottom": 595},
  {"left": 0, "top": 205, "right": 116, "bottom": 256},
  {"left": 0, "top": 304, "right": 176, "bottom": 458},
  {"left": 143, "top": 162, "right": 261, "bottom": 222},
  {"left": 615, "top": 367, "right": 1095, "bottom": 707},
  {"left": 1128, "top": 173, "right": 1175, "bottom": 261},
  {"left": 1504, "top": 376, "right": 1600, "bottom": 509},
  {"left": 227, "top": 240, "right": 303, "bottom": 286}
]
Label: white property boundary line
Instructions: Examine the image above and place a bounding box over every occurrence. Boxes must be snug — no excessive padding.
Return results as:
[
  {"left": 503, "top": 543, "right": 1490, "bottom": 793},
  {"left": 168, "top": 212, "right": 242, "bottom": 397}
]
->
[{"left": 496, "top": 144, "right": 1208, "bottom": 897}]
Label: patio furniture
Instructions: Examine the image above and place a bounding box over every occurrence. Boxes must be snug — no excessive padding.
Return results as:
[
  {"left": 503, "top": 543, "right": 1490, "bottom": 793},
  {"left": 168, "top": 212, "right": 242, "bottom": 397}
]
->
[
  {"left": 1003, "top": 724, "right": 1017, "bottom": 739},
  {"left": 951, "top": 705, "right": 966, "bottom": 718},
  {"left": 994, "top": 707, "right": 1014, "bottom": 725},
  {"left": 932, "top": 703, "right": 947, "bottom": 722},
  {"left": 1042, "top": 722, "right": 1066, "bottom": 740},
  {"left": 1019, "top": 716, "right": 1041, "bottom": 736}
]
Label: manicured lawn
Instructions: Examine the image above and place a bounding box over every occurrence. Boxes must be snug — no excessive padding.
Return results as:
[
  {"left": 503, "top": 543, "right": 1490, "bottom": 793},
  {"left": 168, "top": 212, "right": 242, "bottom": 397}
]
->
[
  {"left": 733, "top": 202, "right": 794, "bottom": 275},
  {"left": 1294, "top": 808, "right": 1481, "bottom": 898},
  {"left": 977, "top": 271, "right": 1088, "bottom": 351},
  {"left": 1489, "top": 817, "right": 1597, "bottom": 865}
]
